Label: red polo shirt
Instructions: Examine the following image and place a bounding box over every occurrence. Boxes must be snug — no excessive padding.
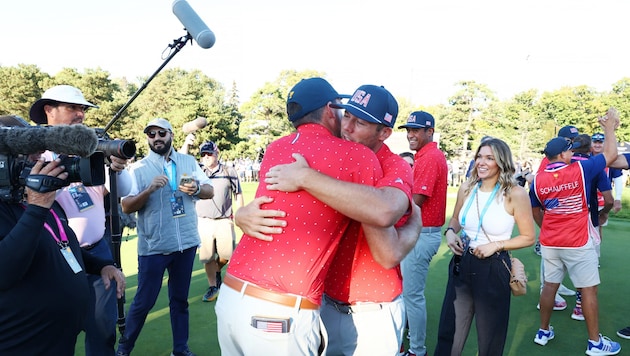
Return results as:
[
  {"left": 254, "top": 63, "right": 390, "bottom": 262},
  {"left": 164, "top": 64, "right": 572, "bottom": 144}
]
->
[
  {"left": 324, "top": 144, "right": 413, "bottom": 303},
  {"left": 228, "top": 124, "right": 382, "bottom": 305},
  {"left": 413, "top": 141, "right": 448, "bottom": 227}
]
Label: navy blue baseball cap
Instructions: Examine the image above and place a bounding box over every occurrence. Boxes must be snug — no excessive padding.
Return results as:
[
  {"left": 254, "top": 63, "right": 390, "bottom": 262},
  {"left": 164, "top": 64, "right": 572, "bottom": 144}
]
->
[
  {"left": 398, "top": 111, "right": 435, "bottom": 129},
  {"left": 558, "top": 125, "right": 579, "bottom": 138},
  {"left": 331, "top": 85, "right": 398, "bottom": 128},
  {"left": 592, "top": 133, "right": 605, "bottom": 142},
  {"left": 286, "top": 77, "right": 342, "bottom": 122},
  {"left": 200, "top": 141, "right": 218, "bottom": 154},
  {"left": 544, "top": 137, "right": 582, "bottom": 157}
]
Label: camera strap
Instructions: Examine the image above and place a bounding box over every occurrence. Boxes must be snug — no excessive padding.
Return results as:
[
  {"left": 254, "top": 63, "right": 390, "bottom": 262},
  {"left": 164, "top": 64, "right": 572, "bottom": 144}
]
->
[{"left": 25, "top": 175, "right": 67, "bottom": 193}]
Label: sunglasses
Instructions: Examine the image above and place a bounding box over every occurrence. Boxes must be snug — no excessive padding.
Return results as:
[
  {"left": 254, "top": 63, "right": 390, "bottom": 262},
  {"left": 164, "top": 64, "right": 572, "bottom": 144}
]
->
[{"left": 147, "top": 130, "right": 168, "bottom": 138}]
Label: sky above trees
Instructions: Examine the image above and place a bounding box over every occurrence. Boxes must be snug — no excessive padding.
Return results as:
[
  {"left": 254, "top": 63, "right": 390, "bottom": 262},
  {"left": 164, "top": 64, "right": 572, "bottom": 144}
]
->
[{"left": 2, "top": 0, "right": 629, "bottom": 107}]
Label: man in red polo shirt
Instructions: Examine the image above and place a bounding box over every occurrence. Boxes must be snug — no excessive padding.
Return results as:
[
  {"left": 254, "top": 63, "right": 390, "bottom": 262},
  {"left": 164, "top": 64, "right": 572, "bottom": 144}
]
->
[
  {"left": 399, "top": 111, "right": 448, "bottom": 356},
  {"left": 214, "top": 78, "right": 383, "bottom": 355},
  {"left": 239, "top": 84, "right": 421, "bottom": 354}
]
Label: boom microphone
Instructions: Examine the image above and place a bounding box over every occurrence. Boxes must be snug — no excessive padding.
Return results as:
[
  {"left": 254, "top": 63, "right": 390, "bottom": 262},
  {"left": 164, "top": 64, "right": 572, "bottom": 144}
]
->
[
  {"left": 172, "top": 0, "right": 216, "bottom": 49},
  {"left": 182, "top": 116, "right": 207, "bottom": 134},
  {"left": 0, "top": 125, "right": 98, "bottom": 157}
]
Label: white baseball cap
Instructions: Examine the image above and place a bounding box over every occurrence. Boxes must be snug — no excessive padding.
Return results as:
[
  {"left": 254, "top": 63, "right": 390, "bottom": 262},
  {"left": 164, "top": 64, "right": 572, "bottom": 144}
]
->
[{"left": 29, "top": 85, "right": 98, "bottom": 124}]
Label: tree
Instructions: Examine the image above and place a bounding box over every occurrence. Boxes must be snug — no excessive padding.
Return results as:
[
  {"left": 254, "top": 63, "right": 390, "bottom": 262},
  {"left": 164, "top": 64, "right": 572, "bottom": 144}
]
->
[
  {"left": 237, "top": 69, "right": 325, "bottom": 159},
  {"left": 0, "top": 64, "right": 50, "bottom": 119},
  {"left": 444, "top": 81, "right": 497, "bottom": 160},
  {"left": 125, "top": 67, "right": 231, "bottom": 157}
]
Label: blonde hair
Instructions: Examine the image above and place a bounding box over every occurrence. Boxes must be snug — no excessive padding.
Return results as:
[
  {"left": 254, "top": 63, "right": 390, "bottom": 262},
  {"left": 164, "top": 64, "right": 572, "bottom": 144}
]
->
[{"left": 464, "top": 138, "right": 517, "bottom": 198}]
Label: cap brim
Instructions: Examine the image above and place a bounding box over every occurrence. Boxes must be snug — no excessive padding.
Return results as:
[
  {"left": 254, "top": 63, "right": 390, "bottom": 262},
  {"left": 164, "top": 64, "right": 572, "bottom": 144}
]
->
[
  {"left": 29, "top": 99, "right": 52, "bottom": 124},
  {"left": 330, "top": 102, "right": 385, "bottom": 126},
  {"left": 398, "top": 123, "right": 429, "bottom": 129}
]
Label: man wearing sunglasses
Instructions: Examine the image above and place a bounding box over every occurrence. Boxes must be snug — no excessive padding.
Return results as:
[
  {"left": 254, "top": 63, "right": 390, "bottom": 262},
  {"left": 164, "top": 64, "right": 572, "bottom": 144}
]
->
[
  {"left": 29, "top": 85, "right": 130, "bottom": 356},
  {"left": 117, "top": 118, "right": 214, "bottom": 356},
  {"left": 195, "top": 141, "right": 243, "bottom": 303}
]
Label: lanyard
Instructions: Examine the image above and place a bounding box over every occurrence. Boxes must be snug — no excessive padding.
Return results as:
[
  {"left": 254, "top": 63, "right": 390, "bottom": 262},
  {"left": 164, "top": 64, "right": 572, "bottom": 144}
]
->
[
  {"left": 163, "top": 161, "right": 178, "bottom": 192},
  {"left": 460, "top": 183, "right": 499, "bottom": 241},
  {"left": 45, "top": 209, "right": 69, "bottom": 248}
]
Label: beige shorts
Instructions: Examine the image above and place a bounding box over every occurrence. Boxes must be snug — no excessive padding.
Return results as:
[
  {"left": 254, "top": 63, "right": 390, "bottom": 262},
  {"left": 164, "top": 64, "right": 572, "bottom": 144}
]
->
[
  {"left": 541, "top": 239, "right": 600, "bottom": 288},
  {"left": 198, "top": 217, "right": 236, "bottom": 263}
]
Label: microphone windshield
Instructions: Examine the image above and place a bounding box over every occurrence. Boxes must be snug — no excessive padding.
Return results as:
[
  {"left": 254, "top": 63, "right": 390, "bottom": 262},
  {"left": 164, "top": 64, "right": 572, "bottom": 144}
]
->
[
  {"left": 182, "top": 117, "right": 208, "bottom": 134},
  {"left": 172, "top": 0, "right": 216, "bottom": 49},
  {"left": 0, "top": 125, "right": 98, "bottom": 157}
]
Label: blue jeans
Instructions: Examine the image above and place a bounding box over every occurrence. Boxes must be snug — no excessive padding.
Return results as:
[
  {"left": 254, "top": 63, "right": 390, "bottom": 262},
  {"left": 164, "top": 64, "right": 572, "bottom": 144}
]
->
[
  {"left": 118, "top": 247, "right": 197, "bottom": 354},
  {"left": 82, "top": 237, "right": 118, "bottom": 356},
  {"left": 401, "top": 228, "right": 442, "bottom": 355}
]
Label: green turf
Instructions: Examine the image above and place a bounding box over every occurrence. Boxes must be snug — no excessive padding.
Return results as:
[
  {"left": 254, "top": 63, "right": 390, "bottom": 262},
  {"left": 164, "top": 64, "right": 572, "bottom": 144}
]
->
[{"left": 73, "top": 183, "right": 630, "bottom": 355}]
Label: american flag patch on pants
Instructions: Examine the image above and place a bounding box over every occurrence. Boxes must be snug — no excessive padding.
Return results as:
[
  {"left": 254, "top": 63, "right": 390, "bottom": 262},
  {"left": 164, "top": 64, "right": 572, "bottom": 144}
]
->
[{"left": 251, "top": 316, "right": 290, "bottom": 333}]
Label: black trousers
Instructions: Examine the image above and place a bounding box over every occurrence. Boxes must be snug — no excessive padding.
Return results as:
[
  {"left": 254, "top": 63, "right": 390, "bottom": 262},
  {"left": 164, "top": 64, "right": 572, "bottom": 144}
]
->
[{"left": 435, "top": 251, "right": 512, "bottom": 356}]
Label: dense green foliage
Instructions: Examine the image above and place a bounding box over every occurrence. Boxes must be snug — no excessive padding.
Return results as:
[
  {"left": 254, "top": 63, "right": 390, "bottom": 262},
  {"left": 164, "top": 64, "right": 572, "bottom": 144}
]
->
[{"left": 2, "top": 64, "right": 630, "bottom": 162}]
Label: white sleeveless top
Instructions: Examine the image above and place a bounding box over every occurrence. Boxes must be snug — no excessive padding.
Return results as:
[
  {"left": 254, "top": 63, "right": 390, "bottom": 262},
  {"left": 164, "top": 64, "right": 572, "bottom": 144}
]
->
[{"left": 459, "top": 188, "right": 515, "bottom": 248}]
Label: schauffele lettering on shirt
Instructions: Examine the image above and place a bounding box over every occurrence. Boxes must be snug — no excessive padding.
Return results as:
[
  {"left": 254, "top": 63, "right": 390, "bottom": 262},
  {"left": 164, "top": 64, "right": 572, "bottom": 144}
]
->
[{"left": 538, "top": 181, "right": 579, "bottom": 195}]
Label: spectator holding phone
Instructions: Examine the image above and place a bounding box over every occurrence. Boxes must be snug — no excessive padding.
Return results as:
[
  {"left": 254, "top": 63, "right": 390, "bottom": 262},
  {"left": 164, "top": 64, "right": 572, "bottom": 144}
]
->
[{"left": 117, "top": 118, "right": 213, "bottom": 356}]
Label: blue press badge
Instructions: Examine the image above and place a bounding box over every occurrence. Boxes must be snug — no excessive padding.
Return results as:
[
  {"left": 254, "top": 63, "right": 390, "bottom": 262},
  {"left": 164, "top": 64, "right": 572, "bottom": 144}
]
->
[
  {"left": 68, "top": 185, "right": 94, "bottom": 212},
  {"left": 170, "top": 195, "right": 186, "bottom": 217}
]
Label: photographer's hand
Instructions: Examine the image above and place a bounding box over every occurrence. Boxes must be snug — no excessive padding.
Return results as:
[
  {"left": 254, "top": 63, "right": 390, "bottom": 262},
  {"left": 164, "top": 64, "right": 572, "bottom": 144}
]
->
[
  {"left": 108, "top": 156, "right": 127, "bottom": 172},
  {"left": 26, "top": 156, "right": 68, "bottom": 208}
]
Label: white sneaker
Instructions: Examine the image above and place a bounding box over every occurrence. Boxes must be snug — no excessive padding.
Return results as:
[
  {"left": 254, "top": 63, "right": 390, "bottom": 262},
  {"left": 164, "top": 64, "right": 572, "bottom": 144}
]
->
[
  {"left": 534, "top": 326, "right": 555, "bottom": 346},
  {"left": 537, "top": 294, "right": 567, "bottom": 311},
  {"left": 558, "top": 284, "right": 576, "bottom": 296},
  {"left": 586, "top": 334, "right": 621, "bottom": 355}
]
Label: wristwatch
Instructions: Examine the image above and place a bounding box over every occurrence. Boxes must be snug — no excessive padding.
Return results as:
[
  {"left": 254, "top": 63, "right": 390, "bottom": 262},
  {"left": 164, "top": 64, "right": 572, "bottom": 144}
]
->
[{"left": 444, "top": 227, "right": 456, "bottom": 236}]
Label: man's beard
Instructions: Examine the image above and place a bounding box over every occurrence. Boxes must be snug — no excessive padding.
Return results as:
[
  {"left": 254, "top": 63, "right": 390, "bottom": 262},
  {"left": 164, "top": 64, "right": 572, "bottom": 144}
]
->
[{"left": 150, "top": 138, "right": 172, "bottom": 155}]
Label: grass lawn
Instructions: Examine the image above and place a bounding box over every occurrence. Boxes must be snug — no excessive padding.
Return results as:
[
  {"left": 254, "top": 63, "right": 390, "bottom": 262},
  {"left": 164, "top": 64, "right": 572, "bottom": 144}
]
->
[{"left": 75, "top": 183, "right": 630, "bottom": 355}]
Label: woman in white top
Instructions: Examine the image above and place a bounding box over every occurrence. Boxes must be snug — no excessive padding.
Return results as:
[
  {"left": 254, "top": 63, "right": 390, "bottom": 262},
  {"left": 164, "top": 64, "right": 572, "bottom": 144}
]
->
[{"left": 435, "top": 138, "right": 536, "bottom": 356}]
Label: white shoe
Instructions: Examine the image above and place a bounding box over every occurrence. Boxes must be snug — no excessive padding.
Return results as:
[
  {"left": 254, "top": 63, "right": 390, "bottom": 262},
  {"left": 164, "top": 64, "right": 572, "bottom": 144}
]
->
[
  {"left": 557, "top": 284, "right": 576, "bottom": 296},
  {"left": 537, "top": 294, "right": 567, "bottom": 311}
]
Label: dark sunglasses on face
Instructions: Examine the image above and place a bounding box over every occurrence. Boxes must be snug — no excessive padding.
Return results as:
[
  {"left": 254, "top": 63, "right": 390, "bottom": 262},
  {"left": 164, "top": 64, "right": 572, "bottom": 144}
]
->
[{"left": 147, "top": 130, "right": 168, "bottom": 138}]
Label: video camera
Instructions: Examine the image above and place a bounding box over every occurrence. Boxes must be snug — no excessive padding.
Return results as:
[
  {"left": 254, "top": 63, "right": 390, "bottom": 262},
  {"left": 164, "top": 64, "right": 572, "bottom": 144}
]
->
[
  {"left": 0, "top": 116, "right": 134, "bottom": 203},
  {"left": 94, "top": 128, "right": 136, "bottom": 160},
  {"left": 0, "top": 152, "right": 106, "bottom": 203}
]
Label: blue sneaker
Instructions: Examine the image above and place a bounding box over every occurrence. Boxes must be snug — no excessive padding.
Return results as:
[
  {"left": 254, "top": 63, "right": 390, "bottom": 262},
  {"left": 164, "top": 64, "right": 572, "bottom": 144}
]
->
[
  {"left": 586, "top": 334, "right": 621, "bottom": 356},
  {"left": 202, "top": 286, "right": 219, "bottom": 302},
  {"left": 534, "top": 326, "right": 554, "bottom": 346}
]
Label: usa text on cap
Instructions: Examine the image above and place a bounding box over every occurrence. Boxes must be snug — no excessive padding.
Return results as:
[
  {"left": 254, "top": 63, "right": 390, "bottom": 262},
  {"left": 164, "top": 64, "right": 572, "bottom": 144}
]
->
[
  {"left": 398, "top": 111, "right": 435, "bottom": 129},
  {"left": 330, "top": 85, "right": 398, "bottom": 128}
]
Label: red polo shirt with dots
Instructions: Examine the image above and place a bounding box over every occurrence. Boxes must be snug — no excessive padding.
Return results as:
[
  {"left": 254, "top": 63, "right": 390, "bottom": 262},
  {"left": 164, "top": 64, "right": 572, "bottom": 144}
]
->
[
  {"left": 227, "top": 124, "right": 382, "bottom": 305},
  {"left": 324, "top": 144, "right": 413, "bottom": 303},
  {"left": 413, "top": 141, "right": 448, "bottom": 227}
]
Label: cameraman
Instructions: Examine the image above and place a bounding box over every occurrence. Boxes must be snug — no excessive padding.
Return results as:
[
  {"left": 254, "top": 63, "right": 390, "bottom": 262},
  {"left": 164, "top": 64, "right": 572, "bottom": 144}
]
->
[
  {"left": 0, "top": 140, "right": 125, "bottom": 353},
  {"left": 29, "top": 85, "right": 132, "bottom": 356}
]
